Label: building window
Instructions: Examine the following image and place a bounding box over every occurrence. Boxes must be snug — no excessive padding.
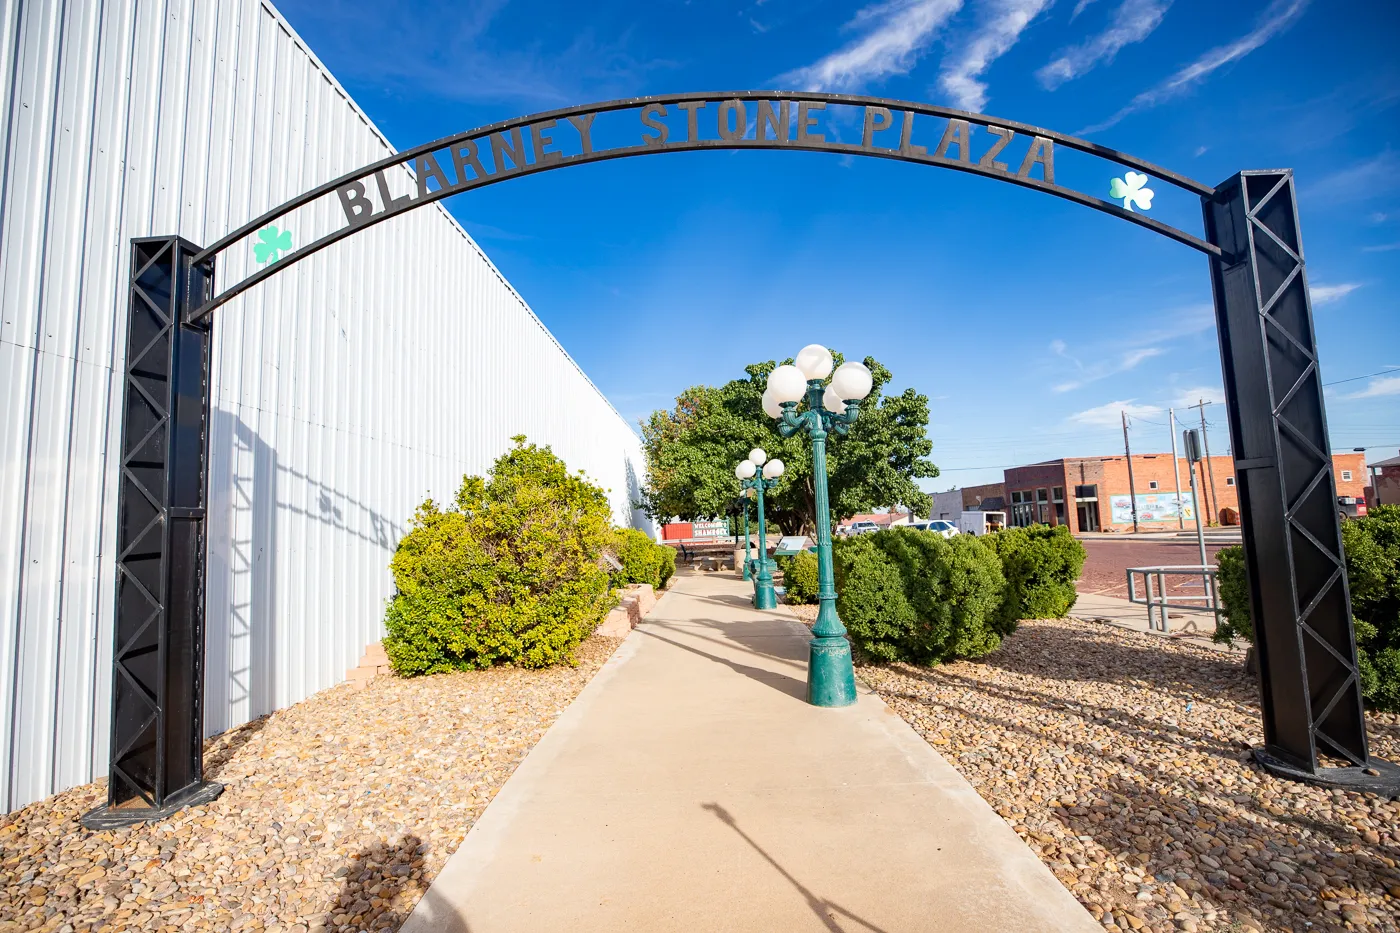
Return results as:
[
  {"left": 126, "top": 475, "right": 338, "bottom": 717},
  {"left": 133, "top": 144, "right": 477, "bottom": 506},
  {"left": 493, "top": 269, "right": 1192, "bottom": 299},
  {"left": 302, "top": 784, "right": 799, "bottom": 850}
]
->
[
  {"left": 1035, "top": 488, "right": 1049, "bottom": 523},
  {"left": 1010, "top": 490, "right": 1036, "bottom": 527},
  {"left": 1341, "top": 470, "right": 1353, "bottom": 482},
  {"left": 1148, "top": 480, "right": 1159, "bottom": 489},
  {"left": 1226, "top": 477, "right": 1235, "bottom": 486},
  {"left": 1051, "top": 487, "right": 1065, "bottom": 524},
  {"left": 1074, "top": 485, "right": 1097, "bottom": 500}
]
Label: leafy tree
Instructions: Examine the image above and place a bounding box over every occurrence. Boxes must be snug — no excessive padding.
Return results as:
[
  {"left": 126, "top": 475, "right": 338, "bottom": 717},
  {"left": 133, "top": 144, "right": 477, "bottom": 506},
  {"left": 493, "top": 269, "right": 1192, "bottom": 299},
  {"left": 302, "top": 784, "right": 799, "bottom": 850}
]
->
[{"left": 639, "top": 354, "right": 938, "bottom": 534}]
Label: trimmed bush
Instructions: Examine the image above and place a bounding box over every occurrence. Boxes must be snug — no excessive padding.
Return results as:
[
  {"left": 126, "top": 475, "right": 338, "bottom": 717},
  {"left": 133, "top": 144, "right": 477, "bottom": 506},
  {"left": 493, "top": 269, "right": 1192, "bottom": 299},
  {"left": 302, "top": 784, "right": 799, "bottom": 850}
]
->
[
  {"left": 832, "top": 535, "right": 917, "bottom": 662},
  {"left": 611, "top": 527, "right": 676, "bottom": 590},
  {"left": 383, "top": 438, "right": 614, "bottom": 675},
  {"left": 782, "top": 550, "right": 820, "bottom": 604},
  {"left": 834, "top": 528, "right": 1009, "bottom": 664},
  {"left": 1214, "top": 505, "right": 1400, "bottom": 712},
  {"left": 985, "top": 525, "right": 1086, "bottom": 624},
  {"left": 1213, "top": 545, "right": 1253, "bottom": 645}
]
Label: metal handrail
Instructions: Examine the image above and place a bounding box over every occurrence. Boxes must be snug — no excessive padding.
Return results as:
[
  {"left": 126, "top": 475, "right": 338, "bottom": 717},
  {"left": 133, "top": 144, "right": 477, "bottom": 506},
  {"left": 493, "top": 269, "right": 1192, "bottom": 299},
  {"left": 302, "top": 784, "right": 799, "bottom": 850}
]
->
[{"left": 1125, "top": 565, "right": 1221, "bottom": 633}]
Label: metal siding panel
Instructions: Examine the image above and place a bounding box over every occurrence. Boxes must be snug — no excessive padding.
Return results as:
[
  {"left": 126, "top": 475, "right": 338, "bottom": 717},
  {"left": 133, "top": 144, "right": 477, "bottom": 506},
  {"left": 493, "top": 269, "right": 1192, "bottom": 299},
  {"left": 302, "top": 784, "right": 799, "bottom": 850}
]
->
[{"left": 0, "top": 0, "right": 643, "bottom": 812}]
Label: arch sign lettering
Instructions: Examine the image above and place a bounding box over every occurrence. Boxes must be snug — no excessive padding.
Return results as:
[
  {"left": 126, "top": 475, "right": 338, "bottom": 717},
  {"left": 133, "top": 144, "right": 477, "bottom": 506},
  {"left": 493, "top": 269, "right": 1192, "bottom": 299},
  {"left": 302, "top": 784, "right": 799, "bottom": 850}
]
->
[{"left": 84, "top": 91, "right": 1399, "bottom": 828}]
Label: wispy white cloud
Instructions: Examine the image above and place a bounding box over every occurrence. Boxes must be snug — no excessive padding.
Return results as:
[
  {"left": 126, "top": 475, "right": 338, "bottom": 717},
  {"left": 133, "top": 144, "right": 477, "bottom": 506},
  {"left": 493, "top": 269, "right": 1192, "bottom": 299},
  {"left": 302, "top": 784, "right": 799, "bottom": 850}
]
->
[
  {"left": 1137, "top": 303, "right": 1216, "bottom": 342},
  {"left": 782, "top": 0, "right": 964, "bottom": 92},
  {"left": 1310, "top": 282, "right": 1362, "bottom": 304},
  {"left": 1038, "top": 0, "right": 1172, "bottom": 90},
  {"left": 1167, "top": 386, "right": 1221, "bottom": 409},
  {"left": 1348, "top": 376, "right": 1400, "bottom": 399},
  {"left": 1077, "top": 0, "right": 1310, "bottom": 134},
  {"left": 1051, "top": 341, "right": 1165, "bottom": 392},
  {"left": 938, "top": 0, "right": 1055, "bottom": 112},
  {"left": 1362, "top": 242, "right": 1400, "bottom": 253},
  {"left": 1068, "top": 400, "right": 1160, "bottom": 426},
  {"left": 1307, "top": 152, "right": 1400, "bottom": 203},
  {"left": 1071, "top": 0, "right": 1100, "bottom": 19}
]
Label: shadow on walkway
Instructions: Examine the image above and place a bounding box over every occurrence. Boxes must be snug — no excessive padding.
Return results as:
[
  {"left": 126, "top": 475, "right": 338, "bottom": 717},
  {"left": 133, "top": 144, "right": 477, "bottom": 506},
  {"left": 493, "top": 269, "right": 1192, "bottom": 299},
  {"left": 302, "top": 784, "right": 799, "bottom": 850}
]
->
[
  {"left": 639, "top": 628, "right": 808, "bottom": 701},
  {"left": 702, "top": 803, "right": 889, "bottom": 933}
]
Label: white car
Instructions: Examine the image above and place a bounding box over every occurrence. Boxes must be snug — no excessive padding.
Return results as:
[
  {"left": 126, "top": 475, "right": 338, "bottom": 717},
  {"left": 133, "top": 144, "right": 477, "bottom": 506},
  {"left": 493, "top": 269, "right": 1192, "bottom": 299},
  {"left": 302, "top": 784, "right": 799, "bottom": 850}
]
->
[
  {"left": 846, "top": 520, "right": 881, "bottom": 536},
  {"left": 912, "top": 520, "right": 959, "bottom": 538}
]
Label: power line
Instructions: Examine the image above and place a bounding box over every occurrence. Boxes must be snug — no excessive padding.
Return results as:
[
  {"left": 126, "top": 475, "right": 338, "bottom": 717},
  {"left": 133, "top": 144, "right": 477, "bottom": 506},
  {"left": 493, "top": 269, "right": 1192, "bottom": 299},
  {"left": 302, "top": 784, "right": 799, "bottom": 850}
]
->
[{"left": 1323, "top": 367, "right": 1400, "bottom": 388}]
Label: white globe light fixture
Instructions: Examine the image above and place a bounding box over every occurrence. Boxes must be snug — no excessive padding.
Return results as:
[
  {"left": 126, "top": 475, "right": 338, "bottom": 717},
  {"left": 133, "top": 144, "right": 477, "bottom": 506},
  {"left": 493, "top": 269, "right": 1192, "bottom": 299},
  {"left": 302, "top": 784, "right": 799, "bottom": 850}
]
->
[
  {"left": 763, "top": 459, "right": 785, "bottom": 479},
  {"left": 795, "top": 344, "right": 834, "bottom": 380},
  {"left": 735, "top": 459, "right": 756, "bottom": 480},
  {"left": 766, "top": 364, "right": 807, "bottom": 405},
  {"left": 748, "top": 447, "right": 767, "bottom": 467},
  {"left": 823, "top": 385, "right": 845, "bottom": 414},
  {"left": 762, "top": 389, "right": 784, "bottom": 420},
  {"left": 830, "top": 361, "right": 874, "bottom": 403}
]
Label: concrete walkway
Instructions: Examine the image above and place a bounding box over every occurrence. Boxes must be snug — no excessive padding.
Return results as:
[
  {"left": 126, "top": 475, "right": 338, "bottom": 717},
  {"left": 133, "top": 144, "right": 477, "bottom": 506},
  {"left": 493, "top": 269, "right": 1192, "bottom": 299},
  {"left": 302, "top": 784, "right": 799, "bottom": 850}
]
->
[
  {"left": 1071, "top": 591, "right": 1230, "bottom": 651},
  {"left": 402, "top": 571, "right": 1099, "bottom": 933}
]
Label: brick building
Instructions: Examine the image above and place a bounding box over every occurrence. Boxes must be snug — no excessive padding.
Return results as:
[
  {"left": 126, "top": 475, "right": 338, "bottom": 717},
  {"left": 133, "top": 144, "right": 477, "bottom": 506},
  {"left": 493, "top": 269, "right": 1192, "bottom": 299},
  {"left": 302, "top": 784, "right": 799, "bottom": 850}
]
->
[{"left": 1003, "top": 452, "right": 1368, "bottom": 533}]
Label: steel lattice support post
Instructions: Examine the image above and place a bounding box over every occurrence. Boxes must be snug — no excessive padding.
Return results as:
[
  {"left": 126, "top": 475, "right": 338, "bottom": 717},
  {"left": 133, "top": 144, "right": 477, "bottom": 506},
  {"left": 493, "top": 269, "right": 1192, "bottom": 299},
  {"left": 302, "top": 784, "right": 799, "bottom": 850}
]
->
[
  {"left": 82, "top": 237, "right": 224, "bottom": 829},
  {"left": 1203, "top": 172, "right": 1399, "bottom": 793}
]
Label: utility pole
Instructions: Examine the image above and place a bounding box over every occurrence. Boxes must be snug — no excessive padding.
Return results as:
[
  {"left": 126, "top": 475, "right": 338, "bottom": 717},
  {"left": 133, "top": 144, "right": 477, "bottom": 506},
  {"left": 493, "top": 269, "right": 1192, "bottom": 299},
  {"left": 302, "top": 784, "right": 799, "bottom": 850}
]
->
[
  {"left": 1169, "top": 408, "right": 1185, "bottom": 530},
  {"left": 1198, "top": 400, "right": 1219, "bottom": 526},
  {"left": 1122, "top": 410, "right": 1139, "bottom": 533},
  {"left": 1184, "top": 429, "right": 1210, "bottom": 602}
]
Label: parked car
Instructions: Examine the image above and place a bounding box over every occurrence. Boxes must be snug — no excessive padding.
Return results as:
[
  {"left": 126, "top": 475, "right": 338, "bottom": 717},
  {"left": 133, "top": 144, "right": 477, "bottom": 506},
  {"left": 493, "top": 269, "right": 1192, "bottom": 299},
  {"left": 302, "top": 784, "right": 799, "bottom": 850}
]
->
[
  {"left": 845, "top": 520, "right": 881, "bottom": 536},
  {"left": 911, "top": 520, "right": 959, "bottom": 538}
]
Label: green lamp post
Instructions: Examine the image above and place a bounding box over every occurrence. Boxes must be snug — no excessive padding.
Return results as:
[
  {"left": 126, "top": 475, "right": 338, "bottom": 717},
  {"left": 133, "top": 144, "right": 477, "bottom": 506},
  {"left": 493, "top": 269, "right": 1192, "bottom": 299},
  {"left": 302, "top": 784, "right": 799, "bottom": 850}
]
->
[
  {"left": 765, "top": 345, "right": 874, "bottom": 708},
  {"left": 739, "top": 492, "right": 755, "bottom": 581},
  {"left": 736, "top": 448, "right": 785, "bottom": 609}
]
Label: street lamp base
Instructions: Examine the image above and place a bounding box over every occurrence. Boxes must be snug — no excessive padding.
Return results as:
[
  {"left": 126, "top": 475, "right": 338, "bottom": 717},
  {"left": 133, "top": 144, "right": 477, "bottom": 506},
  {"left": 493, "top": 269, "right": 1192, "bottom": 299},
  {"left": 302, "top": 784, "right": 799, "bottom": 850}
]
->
[
  {"left": 807, "top": 637, "right": 857, "bottom": 707},
  {"left": 753, "top": 583, "right": 777, "bottom": 610}
]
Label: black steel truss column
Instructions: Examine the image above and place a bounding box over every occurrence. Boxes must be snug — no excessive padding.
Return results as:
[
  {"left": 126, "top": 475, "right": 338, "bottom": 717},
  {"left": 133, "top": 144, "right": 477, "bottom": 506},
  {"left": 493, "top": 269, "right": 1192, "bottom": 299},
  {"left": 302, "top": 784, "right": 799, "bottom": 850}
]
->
[
  {"left": 1204, "top": 171, "right": 1399, "bottom": 793},
  {"left": 81, "top": 237, "right": 224, "bottom": 829}
]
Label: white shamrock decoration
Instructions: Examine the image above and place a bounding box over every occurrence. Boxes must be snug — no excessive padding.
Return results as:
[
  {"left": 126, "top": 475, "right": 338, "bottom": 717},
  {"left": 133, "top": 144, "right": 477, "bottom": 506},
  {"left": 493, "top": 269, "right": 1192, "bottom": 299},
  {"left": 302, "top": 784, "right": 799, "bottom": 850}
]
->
[{"left": 1109, "top": 171, "right": 1154, "bottom": 212}]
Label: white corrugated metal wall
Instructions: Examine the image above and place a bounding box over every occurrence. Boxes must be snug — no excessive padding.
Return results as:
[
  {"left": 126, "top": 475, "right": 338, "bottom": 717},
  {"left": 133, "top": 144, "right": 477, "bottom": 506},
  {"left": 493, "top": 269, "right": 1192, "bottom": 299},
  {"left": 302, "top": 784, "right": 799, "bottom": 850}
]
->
[{"left": 0, "top": 0, "right": 650, "bottom": 813}]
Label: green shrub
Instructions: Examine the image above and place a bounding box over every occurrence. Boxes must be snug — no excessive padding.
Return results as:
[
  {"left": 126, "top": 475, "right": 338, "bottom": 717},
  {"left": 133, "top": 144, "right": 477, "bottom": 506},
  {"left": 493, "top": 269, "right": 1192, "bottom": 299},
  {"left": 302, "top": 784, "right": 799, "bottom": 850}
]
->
[
  {"left": 985, "top": 525, "right": 1086, "bottom": 624},
  {"left": 1213, "top": 505, "right": 1400, "bottom": 712},
  {"left": 1213, "top": 545, "right": 1253, "bottom": 645},
  {"left": 610, "top": 527, "right": 675, "bottom": 589},
  {"left": 833, "top": 536, "right": 917, "bottom": 662},
  {"left": 834, "top": 528, "right": 1009, "bottom": 664},
  {"left": 783, "top": 550, "right": 820, "bottom": 604},
  {"left": 383, "top": 437, "right": 614, "bottom": 675}
]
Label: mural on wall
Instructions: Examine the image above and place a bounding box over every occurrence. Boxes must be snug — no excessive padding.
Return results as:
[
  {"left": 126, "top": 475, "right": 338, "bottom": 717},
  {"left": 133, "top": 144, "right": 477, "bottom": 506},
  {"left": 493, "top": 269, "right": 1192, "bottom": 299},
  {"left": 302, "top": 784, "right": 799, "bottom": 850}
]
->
[{"left": 1109, "top": 493, "right": 1194, "bottom": 524}]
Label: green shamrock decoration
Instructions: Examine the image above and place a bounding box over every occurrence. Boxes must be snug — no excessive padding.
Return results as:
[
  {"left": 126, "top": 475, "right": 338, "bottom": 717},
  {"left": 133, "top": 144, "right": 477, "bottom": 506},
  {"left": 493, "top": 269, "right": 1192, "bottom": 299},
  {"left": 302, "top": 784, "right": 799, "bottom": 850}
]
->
[
  {"left": 253, "top": 225, "right": 292, "bottom": 263},
  {"left": 1109, "top": 171, "right": 1154, "bottom": 213}
]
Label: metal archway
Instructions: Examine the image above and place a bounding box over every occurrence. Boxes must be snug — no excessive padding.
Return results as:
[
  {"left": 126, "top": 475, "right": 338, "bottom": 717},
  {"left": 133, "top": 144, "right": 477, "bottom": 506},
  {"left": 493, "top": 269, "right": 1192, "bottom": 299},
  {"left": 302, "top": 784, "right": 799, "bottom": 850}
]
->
[{"left": 84, "top": 92, "right": 1399, "bottom": 827}]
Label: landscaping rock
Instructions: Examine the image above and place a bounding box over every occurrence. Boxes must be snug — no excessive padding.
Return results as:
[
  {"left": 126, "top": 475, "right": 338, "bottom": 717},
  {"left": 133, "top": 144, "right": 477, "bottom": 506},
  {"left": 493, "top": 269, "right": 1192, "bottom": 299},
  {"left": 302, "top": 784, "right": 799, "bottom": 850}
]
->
[
  {"left": 0, "top": 635, "right": 623, "bottom": 932},
  {"left": 805, "top": 608, "right": 1400, "bottom": 933}
]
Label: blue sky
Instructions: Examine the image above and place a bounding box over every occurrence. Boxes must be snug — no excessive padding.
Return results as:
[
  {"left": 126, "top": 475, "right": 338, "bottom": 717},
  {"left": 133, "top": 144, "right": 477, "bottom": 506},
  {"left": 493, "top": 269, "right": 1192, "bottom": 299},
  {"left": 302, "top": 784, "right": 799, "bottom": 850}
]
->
[{"left": 279, "top": 0, "right": 1399, "bottom": 491}]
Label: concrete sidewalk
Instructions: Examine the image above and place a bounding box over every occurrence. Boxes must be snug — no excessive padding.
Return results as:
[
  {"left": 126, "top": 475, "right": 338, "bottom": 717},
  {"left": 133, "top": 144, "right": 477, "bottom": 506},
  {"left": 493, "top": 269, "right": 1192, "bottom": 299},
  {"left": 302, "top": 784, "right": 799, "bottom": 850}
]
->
[
  {"left": 1071, "top": 591, "right": 1230, "bottom": 651},
  {"left": 402, "top": 571, "right": 1099, "bottom": 933}
]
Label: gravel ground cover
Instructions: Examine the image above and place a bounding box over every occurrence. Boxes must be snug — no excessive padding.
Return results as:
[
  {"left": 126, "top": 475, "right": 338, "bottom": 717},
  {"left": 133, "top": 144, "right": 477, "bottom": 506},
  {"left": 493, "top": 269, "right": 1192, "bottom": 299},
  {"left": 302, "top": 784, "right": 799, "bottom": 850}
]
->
[
  {"left": 0, "top": 635, "right": 622, "bottom": 933},
  {"left": 790, "top": 603, "right": 1400, "bottom": 932}
]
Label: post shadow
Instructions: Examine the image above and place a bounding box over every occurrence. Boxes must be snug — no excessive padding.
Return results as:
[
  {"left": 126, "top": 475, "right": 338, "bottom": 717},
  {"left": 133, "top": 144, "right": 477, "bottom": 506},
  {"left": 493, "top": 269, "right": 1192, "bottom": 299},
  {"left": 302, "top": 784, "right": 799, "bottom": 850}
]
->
[
  {"left": 702, "top": 802, "right": 890, "bottom": 933},
  {"left": 204, "top": 409, "right": 278, "bottom": 734},
  {"left": 332, "top": 833, "right": 433, "bottom": 931}
]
